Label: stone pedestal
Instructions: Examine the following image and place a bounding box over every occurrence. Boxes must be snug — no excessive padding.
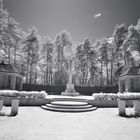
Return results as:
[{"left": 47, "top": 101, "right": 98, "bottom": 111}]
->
[
  {"left": 11, "top": 100, "right": 19, "bottom": 116},
  {"left": 118, "top": 100, "right": 126, "bottom": 116},
  {"left": 133, "top": 100, "right": 140, "bottom": 116},
  {"left": 0, "top": 100, "right": 3, "bottom": 111},
  {"left": 61, "top": 83, "right": 79, "bottom": 96}
]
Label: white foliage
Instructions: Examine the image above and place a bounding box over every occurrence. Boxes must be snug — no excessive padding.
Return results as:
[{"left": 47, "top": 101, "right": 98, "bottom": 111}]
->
[
  {"left": 131, "top": 50, "right": 140, "bottom": 65},
  {"left": 0, "top": 90, "right": 47, "bottom": 99},
  {"left": 93, "top": 92, "right": 140, "bottom": 100}
]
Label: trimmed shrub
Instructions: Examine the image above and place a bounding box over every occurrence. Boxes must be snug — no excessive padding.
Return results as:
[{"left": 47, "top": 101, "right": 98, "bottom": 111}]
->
[
  {"left": 0, "top": 90, "right": 47, "bottom": 99},
  {"left": 118, "top": 92, "right": 140, "bottom": 100},
  {"left": 92, "top": 93, "right": 118, "bottom": 100},
  {"left": 92, "top": 92, "right": 140, "bottom": 100}
]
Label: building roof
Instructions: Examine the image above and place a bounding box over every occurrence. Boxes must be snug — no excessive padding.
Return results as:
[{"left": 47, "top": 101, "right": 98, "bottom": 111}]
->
[
  {"left": 119, "top": 66, "right": 140, "bottom": 77},
  {"left": 0, "top": 62, "right": 21, "bottom": 75}
]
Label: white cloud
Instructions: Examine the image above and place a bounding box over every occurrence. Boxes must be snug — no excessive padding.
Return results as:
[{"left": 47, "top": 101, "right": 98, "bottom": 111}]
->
[{"left": 94, "top": 13, "right": 102, "bottom": 18}]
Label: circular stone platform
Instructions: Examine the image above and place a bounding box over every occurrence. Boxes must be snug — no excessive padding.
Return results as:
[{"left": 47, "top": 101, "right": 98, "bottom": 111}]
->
[
  {"left": 41, "top": 99, "right": 97, "bottom": 113},
  {"left": 51, "top": 101, "right": 88, "bottom": 106}
]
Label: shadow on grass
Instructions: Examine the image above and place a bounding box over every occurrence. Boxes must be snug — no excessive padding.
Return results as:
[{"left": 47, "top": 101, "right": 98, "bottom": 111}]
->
[
  {"left": 118, "top": 113, "right": 140, "bottom": 118},
  {"left": 0, "top": 111, "right": 17, "bottom": 117}
]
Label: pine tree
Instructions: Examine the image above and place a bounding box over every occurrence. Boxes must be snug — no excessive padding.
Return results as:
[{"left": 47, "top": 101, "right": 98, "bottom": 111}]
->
[
  {"left": 41, "top": 36, "right": 53, "bottom": 85},
  {"left": 23, "top": 27, "right": 40, "bottom": 84}
]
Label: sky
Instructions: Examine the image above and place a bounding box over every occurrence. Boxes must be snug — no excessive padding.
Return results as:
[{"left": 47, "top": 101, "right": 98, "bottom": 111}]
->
[{"left": 4, "top": 0, "right": 140, "bottom": 43}]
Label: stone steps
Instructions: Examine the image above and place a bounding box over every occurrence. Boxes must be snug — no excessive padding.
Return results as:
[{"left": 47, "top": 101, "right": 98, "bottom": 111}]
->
[
  {"left": 46, "top": 103, "right": 92, "bottom": 109},
  {"left": 51, "top": 101, "right": 88, "bottom": 106},
  {"left": 51, "top": 98, "right": 88, "bottom": 102},
  {"left": 41, "top": 100, "right": 97, "bottom": 113},
  {"left": 41, "top": 105, "right": 97, "bottom": 112}
]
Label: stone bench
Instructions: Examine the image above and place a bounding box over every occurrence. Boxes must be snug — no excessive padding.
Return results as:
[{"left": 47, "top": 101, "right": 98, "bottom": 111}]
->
[
  {"left": 0, "top": 99, "right": 19, "bottom": 116},
  {"left": 118, "top": 100, "right": 140, "bottom": 116}
]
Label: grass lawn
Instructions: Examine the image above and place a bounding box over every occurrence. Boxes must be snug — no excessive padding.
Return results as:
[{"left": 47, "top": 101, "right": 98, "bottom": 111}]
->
[{"left": 0, "top": 107, "right": 140, "bottom": 140}]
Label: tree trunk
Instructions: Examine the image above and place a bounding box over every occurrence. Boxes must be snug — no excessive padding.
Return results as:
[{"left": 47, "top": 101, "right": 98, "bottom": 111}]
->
[
  {"left": 8, "top": 46, "right": 11, "bottom": 64},
  {"left": 106, "top": 63, "right": 109, "bottom": 85},
  {"left": 44, "top": 71, "right": 46, "bottom": 85},
  {"left": 26, "top": 61, "right": 29, "bottom": 84},
  {"left": 110, "top": 60, "right": 113, "bottom": 85},
  {"left": 100, "top": 61, "right": 103, "bottom": 87},
  {"left": 14, "top": 46, "right": 17, "bottom": 66},
  {"left": 34, "top": 71, "right": 37, "bottom": 84},
  {"left": 29, "top": 63, "right": 33, "bottom": 84}
]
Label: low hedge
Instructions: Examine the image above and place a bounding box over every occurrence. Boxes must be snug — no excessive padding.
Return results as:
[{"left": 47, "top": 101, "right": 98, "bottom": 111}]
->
[
  {"left": 118, "top": 92, "right": 140, "bottom": 100},
  {"left": 92, "top": 93, "right": 118, "bottom": 100},
  {"left": 92, "top": 92, "right": 140, "bottom": 100},
  {"left": 0, "top": 90, "right": 47, "bottom": 99}
]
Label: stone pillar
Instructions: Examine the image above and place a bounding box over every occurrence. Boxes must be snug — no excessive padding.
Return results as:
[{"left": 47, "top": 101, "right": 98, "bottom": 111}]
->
[
  {"left": 133, "top": 100, "right": 140, "bottom": 116},
  {"left": 118, "top": 100, "right": 126, "bottom": 116},
  {"left": 19, "top": 78, "right": 23, "bottom": 91},
  {"left": 17, "top": 78, "right": 23, "bottom": 91},
  {"left": 125, "top": 78, "right": 130, "bottom": 92},
  {"left": 0, "top": 100, "right": 3, "bottom": 111},
  {"left": 118, "top": 81, "right": 122, "bottom": 93},
  {"left": 68, "top": 60, "right": 72, "bottom": 84},
  {"left": 11, "top": 100, "right": 19, "bottom": 116},
  {"left": 10, "top": 76, "right": 16, "bottom": 90},
  {"left": 0, "top": 74, "right": 3, "bottom": 89}
]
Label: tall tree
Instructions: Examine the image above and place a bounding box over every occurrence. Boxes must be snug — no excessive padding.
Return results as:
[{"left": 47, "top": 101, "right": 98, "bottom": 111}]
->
[
  {"left": 88, "top": 46, "right": 98, "bottom": 86},
  {"left": 23, "top": 27, "right": 40, "bottom": 84},
  {"left": 0, "top": 0, "right": 9, "bottom": 60},
  {"left": 123, "top": 22, "right": 140, "bottom": 66},
  {"left": 113, "top": 23, "right": 128, "bottom": 67},
  {"left": 97, "top": 37, "right": 110, "bottom": 85},
  {"left": 0, "top": 1, "right": 24, "bottom": 65},
  {"left": 5, "top": 17, "right": 23, "bottom": 65},
  {"left": 75, "top": 38, "right": 93, "bottom": 86},
  {"left": 41, "top": 36, "right": 53, "bottom": 85}
]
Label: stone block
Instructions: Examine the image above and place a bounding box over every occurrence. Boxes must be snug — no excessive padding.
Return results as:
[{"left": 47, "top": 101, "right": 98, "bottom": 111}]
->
[
  {"left": 11, "top": 100, "right": 19, "bottom": 116},
  {"left": 133, "top": 100, "right": 140, "bottom": 116},
  {"left": 0, "top": 100, "right": 3, "bottom": 111},
  {"left": 118, "top": 100, "right": 126, "bottom": 116}
]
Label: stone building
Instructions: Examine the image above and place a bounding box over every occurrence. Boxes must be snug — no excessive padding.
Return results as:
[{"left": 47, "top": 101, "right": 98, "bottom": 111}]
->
[
  {"left": 0, "top": 62, "right": 23, "bottom": 91},
  {"left": 118, "top": 66, "right": 140, "bottom": 93}
]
